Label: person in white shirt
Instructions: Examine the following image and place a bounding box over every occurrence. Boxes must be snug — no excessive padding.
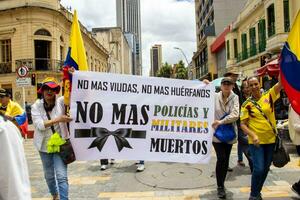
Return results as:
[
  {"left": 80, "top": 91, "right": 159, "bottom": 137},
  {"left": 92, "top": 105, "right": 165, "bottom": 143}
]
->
[
  {"left": 0, "top": 113, "right": 31, "bottom": 200},
  {"left": 31, "top": 77, "right": 72, "bottom": 200}
]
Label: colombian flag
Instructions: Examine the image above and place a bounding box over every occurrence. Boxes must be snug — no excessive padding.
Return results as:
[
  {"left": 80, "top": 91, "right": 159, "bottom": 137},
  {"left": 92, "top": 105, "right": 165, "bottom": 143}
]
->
[
  {"left": 3, "top": 100, "right": 28, "bottom": 136},
  {"left": 280, "top": 11, "right": 300, "bottom": 115},
  {"left": 63, "top": 10, "right": 88, "bottom": 108}
]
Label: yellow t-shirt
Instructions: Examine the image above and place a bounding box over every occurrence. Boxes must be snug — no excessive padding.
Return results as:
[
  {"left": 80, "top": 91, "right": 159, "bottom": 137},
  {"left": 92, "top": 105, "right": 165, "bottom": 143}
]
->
[{"left": 240, "top": 86, "right": 280, "bottom": 144}]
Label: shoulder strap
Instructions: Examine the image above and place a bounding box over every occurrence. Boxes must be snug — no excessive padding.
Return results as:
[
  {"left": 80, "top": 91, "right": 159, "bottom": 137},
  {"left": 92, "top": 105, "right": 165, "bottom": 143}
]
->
[
  {"left": 45, "top": 110, "right": 56, "bottom": 134},
  {"left": 248, "top": 98, "right": 277, "bottom": 135},
  {"left": 220, "top": 93, "right": 234, "bottom": 116}
]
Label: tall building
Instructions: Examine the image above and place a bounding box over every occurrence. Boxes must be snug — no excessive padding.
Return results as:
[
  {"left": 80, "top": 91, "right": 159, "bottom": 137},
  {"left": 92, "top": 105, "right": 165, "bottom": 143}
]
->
[
  {"left": 193, "top": 0, "right": 247, "bottom": 80},
  {"left": 116, "top": 0, "right": 142, "bottom": 75},
  {"left": 150, "top": 44, "right": 162, "bottom": 76}
]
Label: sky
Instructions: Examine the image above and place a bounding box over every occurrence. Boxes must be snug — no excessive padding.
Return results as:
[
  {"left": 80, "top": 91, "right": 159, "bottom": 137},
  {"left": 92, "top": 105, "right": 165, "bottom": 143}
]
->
[{"left": 60, "top": 0, "right": 196, "bottom": 76}]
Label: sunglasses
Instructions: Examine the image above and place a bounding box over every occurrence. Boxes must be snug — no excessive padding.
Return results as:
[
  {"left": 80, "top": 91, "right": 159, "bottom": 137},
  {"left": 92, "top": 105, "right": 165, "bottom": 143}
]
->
[{"left": 43, "top": 86, "right": 59, "bottom": 92}]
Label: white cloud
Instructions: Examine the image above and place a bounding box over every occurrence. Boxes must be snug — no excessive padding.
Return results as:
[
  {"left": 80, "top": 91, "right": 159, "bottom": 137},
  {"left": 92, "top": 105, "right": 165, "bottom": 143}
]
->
[{"left": 60, "top": 0, "right": 196, "bottom": 76}]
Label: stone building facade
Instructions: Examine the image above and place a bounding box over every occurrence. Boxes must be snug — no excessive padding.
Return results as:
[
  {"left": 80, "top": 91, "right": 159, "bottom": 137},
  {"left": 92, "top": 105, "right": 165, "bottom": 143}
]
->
[{"left": 0, "top": 0, "right": 108, "bottom": 106}]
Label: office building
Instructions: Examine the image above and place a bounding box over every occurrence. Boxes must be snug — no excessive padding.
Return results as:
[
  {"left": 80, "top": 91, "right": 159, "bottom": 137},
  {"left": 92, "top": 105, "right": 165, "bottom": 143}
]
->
[
  {"left": 150, "top": 44, "right": 162, "bottom": 76},
  {"left": 116, "top": 0, "right": 142, "bottom": 75},
  {"left": 193, "top": 0, "right": 247, "bottom": 80}
]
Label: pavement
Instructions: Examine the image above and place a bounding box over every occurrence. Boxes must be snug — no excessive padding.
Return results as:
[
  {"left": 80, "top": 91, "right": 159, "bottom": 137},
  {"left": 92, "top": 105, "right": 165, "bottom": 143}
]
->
[{"left": 24, "top": 138, "right": 300, "bottom": 200}]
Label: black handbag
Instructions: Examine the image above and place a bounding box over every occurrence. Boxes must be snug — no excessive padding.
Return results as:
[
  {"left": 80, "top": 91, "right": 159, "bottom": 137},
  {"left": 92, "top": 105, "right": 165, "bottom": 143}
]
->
[
  {"left": 59, "top": 139, "right": 76, "bottom": 165},
  {"left": 249, "top": 98, "right": 290, "bottom": 168},
  {"left": 46, "top": 111, "right": 76, "bottom": 165},
  {"left": 273, "top": 135, "right": 290, "bottom": 168}
]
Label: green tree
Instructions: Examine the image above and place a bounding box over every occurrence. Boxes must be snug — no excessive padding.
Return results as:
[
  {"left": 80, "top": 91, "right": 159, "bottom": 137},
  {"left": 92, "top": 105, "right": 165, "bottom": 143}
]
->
[
  {"left": 156, "top": 62, "right": 172, "bottom": 78},
  {"left": 174, "top": 60, "right": 188, "bottom": 79}
]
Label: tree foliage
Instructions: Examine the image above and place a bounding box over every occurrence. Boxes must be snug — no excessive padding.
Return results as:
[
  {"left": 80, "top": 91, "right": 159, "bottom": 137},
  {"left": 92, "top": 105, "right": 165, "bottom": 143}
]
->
[
  {"left": 156, "top": 60, "right": 188, "bottom": 80},
  {"left": 174, "top": 60, "right": 188, "bottom": 79},
  {"left": 156, "top": 62, "right": 172, "bottom": 78}
]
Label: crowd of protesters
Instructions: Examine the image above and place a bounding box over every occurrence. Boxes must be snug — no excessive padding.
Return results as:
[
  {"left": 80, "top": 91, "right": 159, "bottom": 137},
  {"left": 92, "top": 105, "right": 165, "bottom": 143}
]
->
[{"left": 1, "top": 72, "right": 300, "bottom": 200}]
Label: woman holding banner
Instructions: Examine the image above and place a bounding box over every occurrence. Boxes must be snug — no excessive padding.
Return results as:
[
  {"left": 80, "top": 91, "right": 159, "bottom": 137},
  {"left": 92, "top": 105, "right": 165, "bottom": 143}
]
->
[
  {"left": 212, "top": 77, "right": 240, "bottom": 199},
  {"left": 240, "top": 76, "right": 282, "bottom": 200},
  {"left": 31, "top": 77, "right": 72, "bottom": 200}
]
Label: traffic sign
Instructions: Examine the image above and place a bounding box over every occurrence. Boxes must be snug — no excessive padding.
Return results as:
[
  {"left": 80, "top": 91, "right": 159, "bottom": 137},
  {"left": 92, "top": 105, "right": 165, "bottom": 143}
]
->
[
  {"left": 16, "top": 77, "right": 31, "bottom": 87},
  {"left": 16, "top": 65, "right": 29, "bottom": 78}
]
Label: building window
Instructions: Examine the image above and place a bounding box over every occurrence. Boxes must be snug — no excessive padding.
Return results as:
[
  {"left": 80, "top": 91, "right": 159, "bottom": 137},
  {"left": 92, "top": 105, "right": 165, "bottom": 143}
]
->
[
  {"left": 267, "top": 4, "right": 275, "bottom": 37},
  {"left": 234, "top": 39, "right": 238, "bottom": 58},
  {"left": 0, "top": 39, "right": 11, "bottom": 63},
  {"left": 34, "top": 29, "right": 51, "bottom": 36},
  {"left": 258, "top": 19, "right": 266, "bottom": 52},
  {"left": 60, "top": 46, "right": 64, "bottom": 61},
  {"left": 241, "top": 33, "right": 248, "bottom": 60},
  {"left": 283, "top": 0, "right": 290, "bottom": 32},
  {"left": 249, "top": 27, "right": 256, "bottom": 56},
  {"left": 226, "top": 40, "right": 230, "bottom": 60}
]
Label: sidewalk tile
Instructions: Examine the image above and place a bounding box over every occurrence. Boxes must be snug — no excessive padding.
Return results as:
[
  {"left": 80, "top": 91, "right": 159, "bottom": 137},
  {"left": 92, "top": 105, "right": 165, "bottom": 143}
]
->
[{"left": 99, "top": 191, "right": 155, "bottom": 198}]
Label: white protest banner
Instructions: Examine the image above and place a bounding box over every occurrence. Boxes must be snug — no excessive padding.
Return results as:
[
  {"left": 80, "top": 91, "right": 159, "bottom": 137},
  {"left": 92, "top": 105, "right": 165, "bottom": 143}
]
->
[{"left": 70, "top": 71, "right": 215, "bottom": 163}]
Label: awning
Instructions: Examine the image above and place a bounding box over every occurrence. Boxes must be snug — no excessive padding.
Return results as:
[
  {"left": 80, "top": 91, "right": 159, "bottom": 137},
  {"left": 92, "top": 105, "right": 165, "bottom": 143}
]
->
[
  {"left": 210, "top": 26, "right": 230, "bottom": 53},
  {"left": 256, "top": 59, "right": 280, "bottom": 77}
]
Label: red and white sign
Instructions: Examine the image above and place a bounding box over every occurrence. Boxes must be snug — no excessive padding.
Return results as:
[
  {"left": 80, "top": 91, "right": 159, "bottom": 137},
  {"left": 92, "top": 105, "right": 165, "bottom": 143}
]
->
[{"left": 16, "top": 65, "right": 29, "bottom": 78}]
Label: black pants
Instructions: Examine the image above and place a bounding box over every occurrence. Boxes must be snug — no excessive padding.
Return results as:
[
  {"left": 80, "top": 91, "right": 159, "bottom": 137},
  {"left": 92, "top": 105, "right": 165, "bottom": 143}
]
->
[
  {"left": 100, "top": 159, "right": 108, "bottom": 165},
  {"left": 213, "top": 142, "right": 233, "bottom": 188},
  {"left": 296, "top": 145, "right": 300, "bottom": 156}
]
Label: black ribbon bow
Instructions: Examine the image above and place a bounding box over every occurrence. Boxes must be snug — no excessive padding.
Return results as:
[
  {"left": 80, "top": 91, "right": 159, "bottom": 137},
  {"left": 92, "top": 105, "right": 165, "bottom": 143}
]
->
[
  {"left": 74, "top": 128, "right": 146, "bottom": 152},
  {"left": 89, "top": 128, "right": 133, "bottom": 152}
]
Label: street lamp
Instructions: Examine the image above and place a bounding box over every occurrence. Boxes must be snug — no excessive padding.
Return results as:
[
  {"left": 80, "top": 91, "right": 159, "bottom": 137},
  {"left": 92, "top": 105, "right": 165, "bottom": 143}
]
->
[{"left": 174, "top": 47, "right": 189, "bottom": 66}]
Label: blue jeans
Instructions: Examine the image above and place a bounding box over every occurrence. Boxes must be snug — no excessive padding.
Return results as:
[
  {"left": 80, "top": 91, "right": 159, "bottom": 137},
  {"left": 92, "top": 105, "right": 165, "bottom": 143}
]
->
[
  {"left": 39, "top": 152, "right": 69, "bottom": 200},
  {"left": 249, "top": 144, "right": 275, "bottom": 197},
  {"left": 139, "top": 160, "right": 144, "bottom": 164}
]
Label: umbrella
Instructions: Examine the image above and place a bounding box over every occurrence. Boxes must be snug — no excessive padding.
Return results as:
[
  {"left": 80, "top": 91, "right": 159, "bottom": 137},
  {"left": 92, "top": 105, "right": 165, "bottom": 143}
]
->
[{"left": 212, "top": 77, "right": 241, "bottom": 87}]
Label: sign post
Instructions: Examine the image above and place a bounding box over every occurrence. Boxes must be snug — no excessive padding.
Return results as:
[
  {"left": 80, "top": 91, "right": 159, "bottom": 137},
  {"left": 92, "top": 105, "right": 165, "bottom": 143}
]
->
[{"left": 16, "top": 65, "right": 29, "bottom": 109}]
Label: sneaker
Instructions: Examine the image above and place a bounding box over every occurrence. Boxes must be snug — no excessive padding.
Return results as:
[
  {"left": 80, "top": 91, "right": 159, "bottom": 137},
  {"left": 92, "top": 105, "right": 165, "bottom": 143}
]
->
[
  {"left": 110, "top": 159, "right": 115, "bottom": 165},
  {"left": 136, "top": 164, "right": 145, "bottom": 172},
  {"left": 292, "top": 183, "right": 300, "bottom": 196},
  {"left": 100, "top": 164, "right": 107, "bottom": 170},
  {"left": 237, "top": 161, "right": 246, "bottom": 167},
  {"left": 217, "top": 187, "right": 226, "bottom": 199},
  {"left": 249, "top": 194, "right": 262, "bottom": 200},
  {"left": 227, "top": 167, "right": 233, "bottom": 172}
]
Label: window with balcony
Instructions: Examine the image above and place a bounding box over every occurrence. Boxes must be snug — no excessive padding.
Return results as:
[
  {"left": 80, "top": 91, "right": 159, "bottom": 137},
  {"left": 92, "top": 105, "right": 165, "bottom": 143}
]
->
[
  {"left": 283, "top": 0, "right": 290, "bottom": 32},
  {"left": 234, "top": 39, "right": 238, "bottom": 58},
  {"left": 0, "top": 39, "right": 11, "bottom": 63},
  {"left": 226, "top": 40, "right": 230, "bottom": 60},
  {"left": 0, "top": 39, "right": 12, "bottom": 74},
  {"left": 241, "top": 33, "right": 248, "bottom": 60},
  {"left": 249, "top": 27, "right": 257, "bottom": 56},
  {"left": 60, "top": 46, "right": 64, "bottom": 61},
  {"left": 258, "top": 19, "right": 266, "bottom": 52},
  {"left": 34, "top": 40, "right": 51, "bottom": 71},
  {"left": 267, "top": 4, "right": 275, "bottom": 37}
]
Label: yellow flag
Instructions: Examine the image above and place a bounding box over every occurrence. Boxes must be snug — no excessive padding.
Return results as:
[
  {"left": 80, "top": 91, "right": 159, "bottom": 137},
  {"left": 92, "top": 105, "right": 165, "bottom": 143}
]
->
[
  {"left": 287, "top": 11, "right": 300, "bottom": 60},
  {"left": 69, "top": 10, "right": 88, "bottom": 71}
]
